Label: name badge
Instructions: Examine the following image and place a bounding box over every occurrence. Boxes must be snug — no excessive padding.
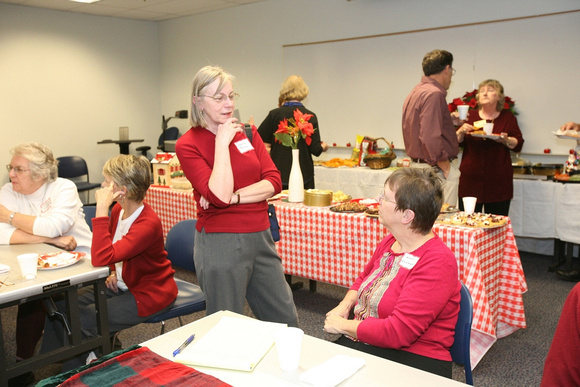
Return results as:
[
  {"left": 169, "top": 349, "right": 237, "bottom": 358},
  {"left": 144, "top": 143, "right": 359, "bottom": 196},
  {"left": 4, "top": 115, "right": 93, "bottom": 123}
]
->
[
  {"left": 40, "top": 198, "right": 52, "bottom": 213},
  {"left": 235, "top": 138, "right": 254, "bottom": 154},
  {"left": 399, "top": 252, "right": 420, "bottom": 270}
]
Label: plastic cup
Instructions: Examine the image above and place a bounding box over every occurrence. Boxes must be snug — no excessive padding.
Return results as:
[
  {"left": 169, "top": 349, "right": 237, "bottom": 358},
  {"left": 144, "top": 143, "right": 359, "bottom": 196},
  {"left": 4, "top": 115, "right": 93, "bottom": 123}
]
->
[
  {"left": 462, "top": 197, "right": 477, "bottom": 215},
  {"left": 457, "top": 105, "right": 469, "bottom": 120},
  {"left": 274, "top": 327, "right": 304, "bottom": 371},
  {"left": 17, "top": 253, "right": 39, "bottom": 280},
  {"left": 483, "top": 122, "right": 494, "bottom": 135}
]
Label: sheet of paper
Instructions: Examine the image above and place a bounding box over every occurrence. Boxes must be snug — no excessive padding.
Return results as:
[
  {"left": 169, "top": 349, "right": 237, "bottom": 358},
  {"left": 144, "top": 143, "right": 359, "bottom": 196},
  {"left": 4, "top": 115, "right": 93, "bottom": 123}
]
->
[
  {"left": 299, "top": 355, "right": 366, "bottom": 387},
  {"left": 175, "top": 316, "right": 286, "bottom": 371}
]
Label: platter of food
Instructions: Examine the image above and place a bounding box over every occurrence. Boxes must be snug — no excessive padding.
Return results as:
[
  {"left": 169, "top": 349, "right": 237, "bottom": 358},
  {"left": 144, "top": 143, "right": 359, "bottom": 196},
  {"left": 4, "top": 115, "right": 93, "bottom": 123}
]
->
[
  {"left": 329, "top": 202, "right": 368, "bottom": 213},
  {"left": 436, "top": 212, "right": 507, "bottom": 228},
  {"left": 365, "top": 207, "right": 379, "bottom": 218},
  {"left": 37, "top": 251, "right": 85, "bottom": 270}
]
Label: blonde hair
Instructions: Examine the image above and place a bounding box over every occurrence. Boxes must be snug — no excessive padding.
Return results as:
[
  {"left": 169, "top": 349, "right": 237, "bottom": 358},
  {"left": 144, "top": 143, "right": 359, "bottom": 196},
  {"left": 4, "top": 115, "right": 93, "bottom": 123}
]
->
[
  {"left": 10, "top": 143, "right": 58, "bottom": 183},
  {"left": 189, "top": 66, "right": 235, "bottom": 128},
  {"left": 102, "top": 155, "right": 150, "bottom": 202},
  {"left": 278, "top": 75, "right": 309, "bottom": 106},
  {"left": 477, "top": 79, "right": 506, "bottom": 112}
]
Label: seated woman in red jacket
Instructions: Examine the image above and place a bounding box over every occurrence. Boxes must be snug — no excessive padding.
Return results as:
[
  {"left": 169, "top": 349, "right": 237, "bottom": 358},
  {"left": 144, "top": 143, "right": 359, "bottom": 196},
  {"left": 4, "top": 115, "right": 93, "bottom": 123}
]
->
[
  {"left": 41, "top": 154, "right": 178, "bottom": 371},
  {"left": 324, "top": 168, "right": 461, "bottom": 379}
]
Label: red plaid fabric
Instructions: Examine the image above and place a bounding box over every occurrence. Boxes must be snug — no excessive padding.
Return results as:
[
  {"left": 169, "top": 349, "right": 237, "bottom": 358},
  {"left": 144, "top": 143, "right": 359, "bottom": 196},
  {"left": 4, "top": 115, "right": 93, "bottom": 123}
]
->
[
  {"left": 144, "top": 187, "right": 197, "bottom": 239},
  {"left": 144, "top": 187, "right": 527, "bottom": 369}
]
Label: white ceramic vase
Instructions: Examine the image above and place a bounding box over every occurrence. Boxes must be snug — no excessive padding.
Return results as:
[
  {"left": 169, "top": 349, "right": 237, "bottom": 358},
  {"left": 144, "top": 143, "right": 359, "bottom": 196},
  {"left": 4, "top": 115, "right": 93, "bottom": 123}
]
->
[{"left": 287, "top": 148, "right": 304, "bottom": 202}]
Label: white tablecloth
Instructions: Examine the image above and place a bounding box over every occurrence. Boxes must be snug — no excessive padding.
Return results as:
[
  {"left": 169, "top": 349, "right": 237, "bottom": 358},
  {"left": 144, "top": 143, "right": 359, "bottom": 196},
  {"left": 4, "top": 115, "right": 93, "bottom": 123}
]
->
[
  {"left": 314, "top": 166, "right": 393, "bottom": 199},
  {"left": 510, "top": 179, "right": 580, "bottom": 252}
]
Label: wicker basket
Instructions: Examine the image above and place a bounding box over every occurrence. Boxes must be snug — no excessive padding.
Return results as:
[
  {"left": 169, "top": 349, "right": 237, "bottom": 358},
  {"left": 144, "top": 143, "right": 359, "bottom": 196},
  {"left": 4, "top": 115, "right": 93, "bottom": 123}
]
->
[{"left": 363, "top": 138, "right": 396, "bottom": 169}]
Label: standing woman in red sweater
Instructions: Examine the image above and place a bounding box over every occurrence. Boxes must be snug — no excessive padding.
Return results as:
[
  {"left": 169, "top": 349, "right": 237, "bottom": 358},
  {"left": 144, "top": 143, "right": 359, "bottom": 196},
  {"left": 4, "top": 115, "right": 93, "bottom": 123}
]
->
[
  {"left": 41, "top": 154, "right": 177, "bottom": 371},
  {"left": 176, "top": 66, "right": 298, "bottom": 327}
]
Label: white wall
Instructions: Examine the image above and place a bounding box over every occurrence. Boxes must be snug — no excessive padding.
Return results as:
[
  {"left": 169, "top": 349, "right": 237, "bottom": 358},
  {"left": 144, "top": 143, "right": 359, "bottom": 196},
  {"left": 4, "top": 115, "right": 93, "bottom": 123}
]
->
[
  {"left": 157, "top": 0, "right": 580, "bottom": 163},
  {"left": 1, "top": 0, "right": 579, "bottom": 192},
  {"left": 0, "top": 4, "right": 161, "bottom": 189}
]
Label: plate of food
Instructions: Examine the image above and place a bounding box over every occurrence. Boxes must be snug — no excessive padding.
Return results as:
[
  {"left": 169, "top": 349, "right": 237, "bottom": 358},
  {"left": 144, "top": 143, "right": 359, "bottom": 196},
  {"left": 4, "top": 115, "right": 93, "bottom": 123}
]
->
[
  {"left": 37, "top": 251, "right": 85, "bottom": 270},
  {"left": 365, "top": 207, "right": 379, "bottom": 218},
  {"left": 329, "top": 202, "right": 368, "bottom": 213},
  {"left": 552, "top": 131, "right": 580, "bottom": 140},
  {"left": 437, "top": 212, "right": 507, "bottom": 228},
  {"left": 440, "top": 203, "right": 459, "bottom": 213},
  {"left": 332, "top": 191, "right": 352, "bottom": 203},
  {"left": 470, "top": 132, "right": 500, "bottom": 139},
  {"left": 351, "top": 198, "right": 379, "bottom": 207}
]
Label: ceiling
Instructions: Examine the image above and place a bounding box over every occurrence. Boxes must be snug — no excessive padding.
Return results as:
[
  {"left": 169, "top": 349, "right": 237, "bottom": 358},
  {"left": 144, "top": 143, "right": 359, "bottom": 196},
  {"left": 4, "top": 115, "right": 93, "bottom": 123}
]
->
[{"left": 0, "top": 0, "right": 267, "bottom": 21}]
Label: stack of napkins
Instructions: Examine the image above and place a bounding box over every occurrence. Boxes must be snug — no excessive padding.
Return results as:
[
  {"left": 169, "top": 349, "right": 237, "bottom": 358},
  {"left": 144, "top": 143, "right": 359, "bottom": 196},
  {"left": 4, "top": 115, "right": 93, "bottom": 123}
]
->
[
  {"left": 299, "top": 355, "right": 366, "bottom": 387},
  {"left": 0, "top": 263, "right": 10, "bottom": 274}
]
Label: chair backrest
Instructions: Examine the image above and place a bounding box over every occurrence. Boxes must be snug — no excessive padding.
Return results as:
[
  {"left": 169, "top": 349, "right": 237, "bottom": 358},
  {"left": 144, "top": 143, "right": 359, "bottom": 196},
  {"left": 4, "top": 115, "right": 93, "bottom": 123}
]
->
[
  {"left": 165, "top": 219, "right": 196, "bottom": 272},
  {"left": 83, "top": 205, "right": 96, "bottom": 231},
  {"left": 57, "top": 156, "right": 90, "bottom": 179},
  {"left": 450, "top": 282, "right": 474, "bottom": 385},
  {"left": 158, "top": 127, "right": 180, "bottom": 147}
]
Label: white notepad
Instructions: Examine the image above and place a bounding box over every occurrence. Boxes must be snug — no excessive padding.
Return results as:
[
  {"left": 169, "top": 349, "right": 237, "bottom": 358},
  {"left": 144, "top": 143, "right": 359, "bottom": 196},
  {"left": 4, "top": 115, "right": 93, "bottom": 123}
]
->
[
  {"left": 299, "top": 355, "right": 366, "bottom": 387},
  {"left": 174, "top": 316, "right": 286, "bottom": 371}
]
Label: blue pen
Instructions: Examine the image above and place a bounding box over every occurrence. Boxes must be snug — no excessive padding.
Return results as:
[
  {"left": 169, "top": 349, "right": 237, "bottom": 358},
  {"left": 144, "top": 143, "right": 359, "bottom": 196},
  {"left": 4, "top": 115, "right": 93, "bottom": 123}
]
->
[{"left": 173, "top": 334, "right": 195, "bottom": 357}]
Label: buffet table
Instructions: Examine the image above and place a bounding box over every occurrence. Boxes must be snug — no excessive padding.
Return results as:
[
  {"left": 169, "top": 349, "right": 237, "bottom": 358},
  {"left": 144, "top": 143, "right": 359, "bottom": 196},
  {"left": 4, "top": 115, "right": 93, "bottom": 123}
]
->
[{"left": 144, "top": 186, "right": 527, "bottom": 369}]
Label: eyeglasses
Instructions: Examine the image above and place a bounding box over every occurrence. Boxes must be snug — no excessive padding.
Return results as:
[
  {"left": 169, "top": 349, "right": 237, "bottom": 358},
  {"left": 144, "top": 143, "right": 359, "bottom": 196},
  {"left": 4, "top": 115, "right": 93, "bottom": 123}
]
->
[
  {"left": 451, "top": 67, "right": 456, "bottom": 76},
  {"left": 6, "top": 164, "right": 30, "bottom": 174},
  {"left": 201, "top": 92, "right": 239, "bottom": 104},
  {"left": 377, "top": 192, "right": 396, "bottom": 205}
]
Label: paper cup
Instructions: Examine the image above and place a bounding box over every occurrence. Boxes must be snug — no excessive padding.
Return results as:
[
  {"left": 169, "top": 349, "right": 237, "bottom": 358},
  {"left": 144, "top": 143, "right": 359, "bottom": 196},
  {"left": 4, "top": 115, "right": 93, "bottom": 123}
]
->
[
  {"left": 462, "top": 197, "right": 477, "bottom": 215},
  {"left": 17, "top": 253, "right": 38, "bottom": 280},
  {"left": 457, "top": 105, "right": 469, "bottom": 120},
  {"left": 483, "top": 122, "right": 494, "bottom": 135},
  {"left": 274, "top": 327, "right": 304, "bottom": 371}
]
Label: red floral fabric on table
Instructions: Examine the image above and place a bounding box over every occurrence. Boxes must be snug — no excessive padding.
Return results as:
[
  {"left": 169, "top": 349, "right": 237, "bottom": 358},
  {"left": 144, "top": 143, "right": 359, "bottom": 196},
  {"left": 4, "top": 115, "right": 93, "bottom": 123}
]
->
[{"left": 143, "top": 187, "right": 527, "bottom": 369}]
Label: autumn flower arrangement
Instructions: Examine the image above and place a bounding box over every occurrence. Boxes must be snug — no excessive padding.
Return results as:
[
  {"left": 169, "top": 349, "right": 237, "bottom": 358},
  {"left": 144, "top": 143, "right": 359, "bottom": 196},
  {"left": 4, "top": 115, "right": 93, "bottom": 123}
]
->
[
  {"left": 448, "top": 89, "right": 518, "bottom": 115},
  {"left": 274, "top": 109, "right": 316, "bottom": 148}
]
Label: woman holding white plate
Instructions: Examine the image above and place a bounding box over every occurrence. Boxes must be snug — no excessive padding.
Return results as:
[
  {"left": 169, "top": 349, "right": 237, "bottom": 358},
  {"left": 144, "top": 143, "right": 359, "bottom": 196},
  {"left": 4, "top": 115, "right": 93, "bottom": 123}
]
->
[{"left": 455, "top": 79, "right": 524, "bottom": 215}]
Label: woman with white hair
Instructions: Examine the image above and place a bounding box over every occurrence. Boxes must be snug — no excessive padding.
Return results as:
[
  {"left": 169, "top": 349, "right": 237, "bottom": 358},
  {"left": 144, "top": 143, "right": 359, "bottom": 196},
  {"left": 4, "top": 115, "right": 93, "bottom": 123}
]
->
[{"left": 0, "top": 142, "right": 92, "bottom": 386}]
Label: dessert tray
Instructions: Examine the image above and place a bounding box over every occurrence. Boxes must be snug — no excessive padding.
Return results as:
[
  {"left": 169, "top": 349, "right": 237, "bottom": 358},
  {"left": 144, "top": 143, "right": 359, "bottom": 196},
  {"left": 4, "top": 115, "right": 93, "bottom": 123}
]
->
[{"left": 436, "top": 212, "right": 507, "bottom": 228}]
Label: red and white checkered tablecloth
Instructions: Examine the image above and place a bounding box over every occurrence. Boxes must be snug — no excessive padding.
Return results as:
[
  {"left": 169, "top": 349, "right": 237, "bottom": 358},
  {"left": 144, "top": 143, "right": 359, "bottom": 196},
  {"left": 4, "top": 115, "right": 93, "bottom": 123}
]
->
[
  {"left": 144, "top": 187, "right": 527, "bottom": 369},
  {"left": 144, "top": 187, "right": 197, "bottom": 239}
]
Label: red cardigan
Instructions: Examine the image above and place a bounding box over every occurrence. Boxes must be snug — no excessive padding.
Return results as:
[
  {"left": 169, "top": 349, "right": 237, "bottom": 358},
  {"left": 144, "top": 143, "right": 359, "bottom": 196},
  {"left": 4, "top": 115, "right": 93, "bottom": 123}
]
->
[{"left": 91, "top": 203, "right": 178, "bottom": 317}]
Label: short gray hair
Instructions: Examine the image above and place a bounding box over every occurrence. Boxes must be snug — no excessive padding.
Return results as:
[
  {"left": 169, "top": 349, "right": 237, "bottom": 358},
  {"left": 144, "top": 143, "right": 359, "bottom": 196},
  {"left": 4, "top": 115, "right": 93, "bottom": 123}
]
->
[
  {"left": 10, "top": 143, "right": 58, "bottom": 183},
  {"left": 102, "top": 155, "right": 151, "bottom": 202}
]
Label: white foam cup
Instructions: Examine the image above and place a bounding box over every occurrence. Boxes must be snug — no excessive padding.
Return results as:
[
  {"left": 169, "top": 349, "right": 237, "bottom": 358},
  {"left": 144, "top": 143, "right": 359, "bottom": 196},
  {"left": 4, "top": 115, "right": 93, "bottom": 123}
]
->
[
  {"left": 274, "top": 327, "right": 304, "bottom": 371},
  {"left": 457, "top": 105, "right": 469, "bottom": 120},
  {"left": 483, "top": 122, "right": 494, "bottom": 135},
  {"left": 462, "top": 197, "right": 477, "bottom": 215},
  {"left": 17, "top": 253, "right": 38, "bottom": 280}
]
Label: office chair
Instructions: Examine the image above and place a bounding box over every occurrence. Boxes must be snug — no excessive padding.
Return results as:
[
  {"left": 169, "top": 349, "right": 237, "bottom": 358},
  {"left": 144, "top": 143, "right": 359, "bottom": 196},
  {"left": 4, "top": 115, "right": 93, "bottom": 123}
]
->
[
  {"left": 82, "top": 205, "right": 96, "bottom": 231},
  {"left": 57, "top": 156, "right": 101, "bottom": 205},
  {"left": 111, "top": 219, "right": 205, "bottom": 348},
  {"left": 136, "top": 126, "right": 181, "bottom": 156},
  {"left": 450, "top": 282, "right": 474, "bottom": 385}
]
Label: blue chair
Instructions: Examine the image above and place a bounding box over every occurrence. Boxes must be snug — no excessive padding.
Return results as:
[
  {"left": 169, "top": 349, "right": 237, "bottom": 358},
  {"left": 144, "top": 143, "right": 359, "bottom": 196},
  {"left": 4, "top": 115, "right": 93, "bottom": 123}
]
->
[
  {"left": 451, "top": 282, "right": 474, "bottom": 385},
  {"left": 82, "top": 205, "right": 96, "bottom": 231},
  {"left": 57, "top": 156, "right": 101, "bottom": 205},
  {"left": 145, "top": 219, "right": 205, "bottom": 334}
]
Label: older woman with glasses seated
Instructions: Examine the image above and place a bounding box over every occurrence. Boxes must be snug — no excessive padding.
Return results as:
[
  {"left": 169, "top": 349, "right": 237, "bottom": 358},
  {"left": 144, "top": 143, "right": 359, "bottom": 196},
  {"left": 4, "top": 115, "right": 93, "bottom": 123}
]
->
[
  {"left": 324, "top": 168, "right": 461, "bottom": 379},
  {"left": 0, "top": 142, "right": 92, "bottom": 386}
]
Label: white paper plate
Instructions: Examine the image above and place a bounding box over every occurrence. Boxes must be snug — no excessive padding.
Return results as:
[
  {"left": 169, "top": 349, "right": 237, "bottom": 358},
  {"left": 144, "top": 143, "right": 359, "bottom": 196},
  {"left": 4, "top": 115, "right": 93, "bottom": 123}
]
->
[{"left": 37, "top": 251, "right": 85, "bottom": 270}]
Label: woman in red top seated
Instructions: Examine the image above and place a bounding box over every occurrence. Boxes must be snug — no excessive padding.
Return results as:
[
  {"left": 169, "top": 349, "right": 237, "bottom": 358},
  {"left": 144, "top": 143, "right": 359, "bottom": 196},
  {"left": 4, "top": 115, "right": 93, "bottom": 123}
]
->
[
  {"left": 324, "top": 168, "right": 461, "bottom": 378},
  {"left": 41, "top": 154, "right": 178, "bottom": 371}
]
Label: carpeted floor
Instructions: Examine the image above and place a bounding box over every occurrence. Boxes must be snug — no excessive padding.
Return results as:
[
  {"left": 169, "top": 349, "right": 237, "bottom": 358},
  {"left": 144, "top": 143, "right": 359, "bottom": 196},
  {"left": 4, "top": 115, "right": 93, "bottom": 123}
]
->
[{"left": 1, "top": 250, "right": 576, "bottom": 386}]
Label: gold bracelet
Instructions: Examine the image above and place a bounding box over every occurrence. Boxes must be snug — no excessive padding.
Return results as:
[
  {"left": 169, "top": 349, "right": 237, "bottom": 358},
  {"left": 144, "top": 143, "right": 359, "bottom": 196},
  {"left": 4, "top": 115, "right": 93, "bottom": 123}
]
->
[{"left": 236, "top": 192, "right": 241, "bottom": 205}]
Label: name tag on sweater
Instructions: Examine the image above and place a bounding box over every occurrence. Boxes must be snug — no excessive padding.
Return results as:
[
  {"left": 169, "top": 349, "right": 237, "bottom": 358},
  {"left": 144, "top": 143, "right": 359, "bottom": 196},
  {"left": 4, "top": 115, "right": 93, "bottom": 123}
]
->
[
  {"left": 399, "top": 252, "right": 419, "bottom": 270},
  {"left": 235, "top": 138, "right": 254, "bottom": 153}
]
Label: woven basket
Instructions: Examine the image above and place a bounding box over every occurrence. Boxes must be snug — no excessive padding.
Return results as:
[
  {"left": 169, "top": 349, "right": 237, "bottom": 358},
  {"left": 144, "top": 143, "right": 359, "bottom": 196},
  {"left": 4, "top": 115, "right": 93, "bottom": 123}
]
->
[{"left": 363, "top": 138, "right": 396, "bottom": 169}]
